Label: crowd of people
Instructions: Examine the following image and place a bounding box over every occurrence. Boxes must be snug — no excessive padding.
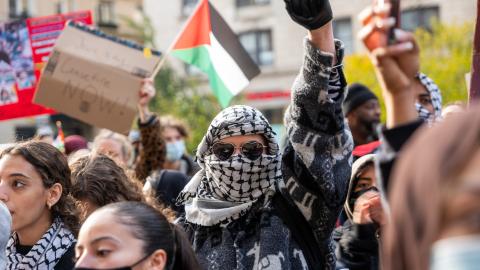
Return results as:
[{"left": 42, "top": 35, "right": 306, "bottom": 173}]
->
[{"left": 0, "top": 0, "right": 477, "bottom": 269}]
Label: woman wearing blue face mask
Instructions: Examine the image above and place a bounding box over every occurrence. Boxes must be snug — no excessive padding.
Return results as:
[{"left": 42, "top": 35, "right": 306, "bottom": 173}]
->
[
  {"left": 160, "top": 115, "right": 199, "bottom": 177},
  {"left": 74, "top": 201, "right": 200, "bottom": 270}
]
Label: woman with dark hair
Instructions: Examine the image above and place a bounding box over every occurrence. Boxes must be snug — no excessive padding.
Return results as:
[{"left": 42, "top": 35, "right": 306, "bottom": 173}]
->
[
  {"left": 0, "top": 141, "right": 79, "bottom": 269},
  {"left": 75, "top": 201, "right": 200, "bottom": 270},
  {"left": 70, "top": 154, "right": 173, "bottom": 221}
]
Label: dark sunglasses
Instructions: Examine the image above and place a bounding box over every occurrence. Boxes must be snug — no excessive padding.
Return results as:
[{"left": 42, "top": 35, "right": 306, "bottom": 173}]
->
[{"left": 211, "top": 140, "right": 267, "bottom": 161}]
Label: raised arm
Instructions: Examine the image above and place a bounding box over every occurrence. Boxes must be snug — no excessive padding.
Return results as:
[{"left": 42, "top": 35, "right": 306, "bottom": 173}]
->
[
  {"left": 280, "top": 0, "right": 353, "bottom": 247},
  {"left": 358, "top": 4, "right": 423, "bottom": 195},
  {"left": 134, "top": 79, "right": 166, "bottom": 182}
]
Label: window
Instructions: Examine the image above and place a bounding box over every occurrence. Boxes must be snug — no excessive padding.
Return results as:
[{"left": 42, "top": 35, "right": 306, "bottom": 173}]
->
[
  {"left": 97, "top": 0, "right": 116, "bottom": 27},
  {"left": 239, "top": 30, "right": 273, "bottom": 66},
  {"left": 182, "top": 0, "right": 198, "bottom": 16},
  {"left": 56, "top": 0, "right": 68, "bottom": 14},
  {"left": 333, "top": 18, "right": 353, "bottom": 54},
  {"left": 9, "top": 0, "right": 32, "bottom": 19},
  {"left": 401, "top": 6, "right": 439, "bottom": 32},
  {"left": 236, "top": 0, "right": 270, "bottom": 7}
]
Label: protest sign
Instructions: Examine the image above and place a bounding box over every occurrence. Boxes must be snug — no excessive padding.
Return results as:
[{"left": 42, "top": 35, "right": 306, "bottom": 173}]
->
[
  {"left": 35, "top": 22, "right": 161, "bottom": 134},
  {"left": 0, "top": 11, "right": 92, "bottom": 121}
]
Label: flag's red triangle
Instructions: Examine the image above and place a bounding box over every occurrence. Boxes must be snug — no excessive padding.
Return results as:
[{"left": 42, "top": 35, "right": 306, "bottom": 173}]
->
[{"left": 173, "top": 0, "right": 211, "bottom": 50}]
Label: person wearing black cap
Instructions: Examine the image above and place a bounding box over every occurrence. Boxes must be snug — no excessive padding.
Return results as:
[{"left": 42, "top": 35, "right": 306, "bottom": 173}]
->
[{"left": 343, "top": 83, "right": 381, "bottom": 146}]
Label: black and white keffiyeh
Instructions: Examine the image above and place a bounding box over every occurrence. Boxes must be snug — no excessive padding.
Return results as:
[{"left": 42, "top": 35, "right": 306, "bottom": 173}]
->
[
  {"left": 177, "top": 105, "right": 282, "bottom": 226},
  {"left": 6, "top": 219, "right": 75, "bottom": 270},
  {"left": 416, "top": 73, "right": 442, "bottom": 123}
]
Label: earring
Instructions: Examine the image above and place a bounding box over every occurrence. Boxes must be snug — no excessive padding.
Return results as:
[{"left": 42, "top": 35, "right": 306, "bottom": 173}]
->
[{"left": 47, "top": 203, "right": 51, "bottom": 210}]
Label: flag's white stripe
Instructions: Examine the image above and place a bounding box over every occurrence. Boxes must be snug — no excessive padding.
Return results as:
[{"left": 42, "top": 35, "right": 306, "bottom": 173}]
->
[{"left": 206, "top": 33, "right": 250, "bottom": 96}]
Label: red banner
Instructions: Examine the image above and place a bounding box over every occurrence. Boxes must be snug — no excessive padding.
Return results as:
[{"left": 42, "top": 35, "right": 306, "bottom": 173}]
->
[{"left": 0, "top": 10, "right": 92, "bottom": 121}]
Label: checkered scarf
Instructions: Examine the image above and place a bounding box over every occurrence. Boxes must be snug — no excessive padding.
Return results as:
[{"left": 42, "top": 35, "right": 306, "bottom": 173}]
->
[
  {"left": 177, "top": 105, "right": 282, "bottom": 226},
  {"left": 416, "top": 73, "right": 442, "bottom": 123},
  {"left": 6, "top": 219, "right": 75, "bottom": 269}
]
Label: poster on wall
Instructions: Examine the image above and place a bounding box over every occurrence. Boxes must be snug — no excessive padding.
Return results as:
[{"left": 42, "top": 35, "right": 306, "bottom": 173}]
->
[{"left": 0, "top": 10, "right": 92, "bottom": 121}]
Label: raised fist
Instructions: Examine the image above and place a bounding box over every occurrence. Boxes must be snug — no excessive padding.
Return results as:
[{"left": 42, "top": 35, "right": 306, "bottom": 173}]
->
[{"left": 284, "top": 0, "right": 333, "bottom": 30}]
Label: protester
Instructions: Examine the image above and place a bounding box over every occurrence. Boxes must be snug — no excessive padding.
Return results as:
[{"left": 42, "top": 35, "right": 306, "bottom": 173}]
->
[
  {"left": 92, "top": 129, "right": 133, "bottom": 168},
  {"left": 64, "top": 135, "right": 89, "bottom": 157},
  {"left": 334, "top": 154, "right": 384, "bottom": 270},
  {"left": 160, "top": 115, "right": 199, "bottom": 176},
  {"left": 135, "top": 80, "right": 191, "bottom": 214},
  {"left": 357, "top": 1, "right": 441, "bottom": 193},
  {"left": 0, "top": 201, "right": 12, "bottom": 270},
  {"left": 382, "top": 104, "right": 480, "bottom": 270},
  {"left": 414, "top": 72, "right": 443, "bottom": 123},
  {"left": 128, "top": 129, "right": 141, "bottom": 165},
  {"left": 343, "top": 83, "right": 381, "bottom": 146},
  {"left": 70, "top": 154, "right": 171, "bottom": 221},
  {"left": 357, "top": 3, "right": 480, "bottom": 269},
  {"left": 176, "top": 1, "right": 352, "bottom": 269},
  {"left": 0, "top": 141, "right": 79, "bottom": 269},
  {"left": 75, "top": 201, "right": 200, "bottom": 270},
  {"left": 35, "top": 126, "right": 54, "bottom": 144}
]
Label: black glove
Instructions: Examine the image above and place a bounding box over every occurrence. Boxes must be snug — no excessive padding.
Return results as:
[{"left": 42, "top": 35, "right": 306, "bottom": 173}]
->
[{"left": 284, "top": 0, "right": 333, "bottom": 30}]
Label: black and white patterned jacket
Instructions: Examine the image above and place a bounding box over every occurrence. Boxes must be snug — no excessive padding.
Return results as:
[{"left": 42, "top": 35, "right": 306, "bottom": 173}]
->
[{"left": 180, "top": 39, "right": 353, "bottom": 270}]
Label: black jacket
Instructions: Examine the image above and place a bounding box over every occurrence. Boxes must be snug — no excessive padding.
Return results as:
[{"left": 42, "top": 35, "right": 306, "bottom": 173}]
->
[{"left": 334, "top": 220, "right": 379, "bottom": 270}]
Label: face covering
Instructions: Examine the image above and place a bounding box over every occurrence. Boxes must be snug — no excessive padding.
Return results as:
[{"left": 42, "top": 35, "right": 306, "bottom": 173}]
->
[
  {"left": 430, "top": 235, "right": 480, "bottom": 270},
  {"left": 205, "top": 153, "right": 281, "bottom": 203},
  {"left": 75, "top": 253, "right": 150, "bottom": 270},
  {"left": 166, "top": 140, "right": 185, "bottom": 162}
]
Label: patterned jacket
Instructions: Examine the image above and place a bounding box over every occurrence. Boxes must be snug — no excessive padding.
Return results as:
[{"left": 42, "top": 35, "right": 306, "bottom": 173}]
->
[{"left": 180, "top": 39, "right": 353, "bottom": 270}]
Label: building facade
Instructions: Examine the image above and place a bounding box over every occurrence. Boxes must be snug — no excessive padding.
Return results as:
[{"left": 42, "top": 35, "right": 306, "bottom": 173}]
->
[
  {"left": 0, "top": 0, "right": 142, "bottom": 142},
  {"left": 145, "top": 0, "right": 475, "bottom": 126}
]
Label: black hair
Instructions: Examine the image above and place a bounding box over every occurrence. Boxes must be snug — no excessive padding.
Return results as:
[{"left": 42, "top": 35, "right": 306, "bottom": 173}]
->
[{"left": 102, "top": 201, "right": 199, "bottom": 270}]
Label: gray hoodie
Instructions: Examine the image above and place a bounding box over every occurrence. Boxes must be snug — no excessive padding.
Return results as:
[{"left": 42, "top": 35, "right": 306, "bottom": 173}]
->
[{"left": 0, "top": 202, "right": 11, "bottom": 270}]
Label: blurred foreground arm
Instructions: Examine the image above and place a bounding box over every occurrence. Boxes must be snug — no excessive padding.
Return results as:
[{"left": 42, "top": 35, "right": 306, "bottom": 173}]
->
[{"left": 358, "top": 4, "right": 424, "bottom": 194}]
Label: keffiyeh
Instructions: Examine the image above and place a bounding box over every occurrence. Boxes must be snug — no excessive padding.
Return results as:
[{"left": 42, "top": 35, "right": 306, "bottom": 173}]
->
[
  {"left": 177, "top": 105, "right": 282, "bottom": 226},
  {"left": 6, "top": 219, "right": 75, "bottom": 269},
  {"left": 416, "top": 73, "right": 442, "bottom": 123}
]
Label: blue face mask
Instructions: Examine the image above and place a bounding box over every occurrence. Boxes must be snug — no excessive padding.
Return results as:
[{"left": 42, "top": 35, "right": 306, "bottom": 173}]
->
[
  {"left": 430, "top": 235, "right": 480, "bottom": 270},
  {"left": 166, "top": 140, "right": 185, "bottom": 162}
]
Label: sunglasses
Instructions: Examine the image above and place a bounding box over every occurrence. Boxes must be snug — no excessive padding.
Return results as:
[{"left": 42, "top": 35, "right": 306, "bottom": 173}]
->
[{"left": 211, "top": 140, "right": 267, "bottom": 161}]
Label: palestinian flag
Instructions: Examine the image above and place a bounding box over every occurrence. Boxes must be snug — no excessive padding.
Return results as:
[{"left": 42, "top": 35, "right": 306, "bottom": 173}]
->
[{"left": 171, "top": 0, "right": 260, "bottom": 108}]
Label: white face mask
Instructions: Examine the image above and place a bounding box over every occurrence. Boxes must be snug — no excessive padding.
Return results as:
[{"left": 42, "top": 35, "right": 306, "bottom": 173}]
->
[{"left": 430, "top": 235, "right": 480, "bottom": 270}]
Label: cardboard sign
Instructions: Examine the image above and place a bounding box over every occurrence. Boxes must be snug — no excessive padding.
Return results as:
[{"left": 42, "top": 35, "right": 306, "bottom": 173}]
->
[
  {"left": 35, "top": 22, "right": 161, "bottom": 133},
  {"left": 0, "top": 11, "right": 92, "bottom": 121}
]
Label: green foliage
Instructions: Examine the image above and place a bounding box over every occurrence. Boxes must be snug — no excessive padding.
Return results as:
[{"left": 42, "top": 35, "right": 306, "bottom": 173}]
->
[
  {"left": 151, "top": 65, "right": 221, "bottom": 153},
  {"left": 344, "top": 21, "right": 474, "bottom": 122},
  {"left": 121, "top": 12, "right": 222, "bottom": 153}
]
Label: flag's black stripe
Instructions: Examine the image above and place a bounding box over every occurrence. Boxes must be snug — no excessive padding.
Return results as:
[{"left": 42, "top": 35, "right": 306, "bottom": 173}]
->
[{"left": 209, "top": 3, "right": 260, "bottom": 80}]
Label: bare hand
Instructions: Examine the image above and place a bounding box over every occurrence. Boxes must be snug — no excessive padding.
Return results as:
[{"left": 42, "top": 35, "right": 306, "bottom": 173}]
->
[
  {"left": 139, "top": 79, "right": 155, "bottom": 108},
  {"left": 367, "top": 195, "right": 387, "bottom": 226},
  {"left": 138, "top": 79, "right": 155, "bottom": 123},
  {"left": 357, "top": 3, "right": 419, "bottom": 127},
  {"left": 352, "top": 191, "right": 386, "bottom": 226}
]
